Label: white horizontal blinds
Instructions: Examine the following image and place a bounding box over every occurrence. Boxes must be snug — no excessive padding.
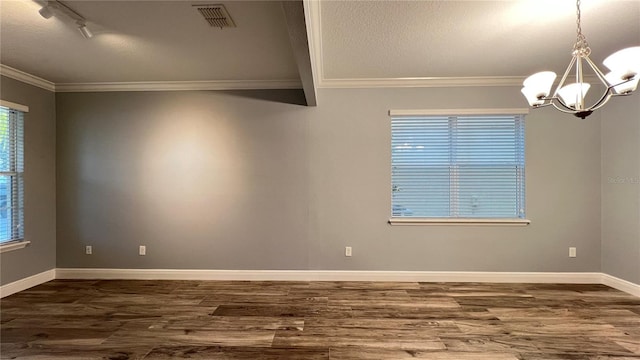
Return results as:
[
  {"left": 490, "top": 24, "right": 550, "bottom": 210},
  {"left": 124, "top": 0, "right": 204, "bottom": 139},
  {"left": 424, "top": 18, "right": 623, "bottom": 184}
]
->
[
  {"left": 391, "top": 114, "right": 525, "bottom": 219},
  {"left": 392, "top": 116, "right": 450, "bottom": 217},
  {"left": 0, "top": 106, "right": 24, "bottom": 243}
]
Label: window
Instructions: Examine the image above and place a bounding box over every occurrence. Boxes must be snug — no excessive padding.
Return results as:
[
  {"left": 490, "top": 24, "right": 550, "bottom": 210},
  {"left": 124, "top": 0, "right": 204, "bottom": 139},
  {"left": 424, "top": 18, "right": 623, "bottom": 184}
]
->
[
  {"left": 0, "top": 104, "right": 24, "bottom": 244},
  {"left": 390, "top": 110, "right": 527, "bottom": 224}
]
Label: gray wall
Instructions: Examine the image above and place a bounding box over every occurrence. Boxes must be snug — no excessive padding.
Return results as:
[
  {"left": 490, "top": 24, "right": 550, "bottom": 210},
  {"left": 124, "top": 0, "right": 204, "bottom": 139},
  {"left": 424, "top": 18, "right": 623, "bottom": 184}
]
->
[
  {"left": 307, "top": 88, "right": 601, "bottom": 271},
  {"left": 56, "top": 87, "right": 603, "bottom": 273},
  {"left": 0, "top": 76, "right": 56, "bottom": 285},
  {"left": 57, "top": 91, "right": 310, "bottom": 269},
  {"left": 601, "top": 97, "right": 640, "bottom": 284}
]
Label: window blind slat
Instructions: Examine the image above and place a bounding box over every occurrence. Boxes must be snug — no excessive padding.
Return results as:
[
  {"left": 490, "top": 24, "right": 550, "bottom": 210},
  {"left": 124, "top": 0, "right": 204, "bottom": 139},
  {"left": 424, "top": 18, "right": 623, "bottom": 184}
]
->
[
  {"left": 0, "top": 106, "right": 25, "bottom": 243},
  {"left": 391, "top": 114, "right": 525, "bottom": 219}
]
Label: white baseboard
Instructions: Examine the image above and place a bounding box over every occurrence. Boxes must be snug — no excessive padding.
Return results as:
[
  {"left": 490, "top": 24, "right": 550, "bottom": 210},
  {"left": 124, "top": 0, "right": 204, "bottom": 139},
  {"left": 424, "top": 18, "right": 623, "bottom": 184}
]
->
[
  {"left": 601, "top": 273, "right": 640, "bottom": 297},
  {"left": 55, "top": 268, "right": 603, "bottom": 284},
  {"left": 0, "top": 269, "right": 56, "bottom": 298},
  {"left": 4, "top": 269, "right": 637, "bottom": 298}
]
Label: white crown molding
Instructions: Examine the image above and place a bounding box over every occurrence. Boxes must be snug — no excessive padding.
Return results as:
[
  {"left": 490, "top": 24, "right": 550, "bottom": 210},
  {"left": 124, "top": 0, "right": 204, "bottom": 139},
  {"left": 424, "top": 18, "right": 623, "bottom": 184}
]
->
[
  {"left": 0, "top": 269, "right": 55, "bottom": 298},
  {"left": 1, "top": 64, "right": 302, "bottom": 92},
  {"left": 0, "top": 65, "right": 610, "bottom": 93},
  {"left": 304, "top": 0, "right": 323, "bottom": 88},
  {"left": 316, "top": 75, "right": 603, "bottom": 89},
  {"left": 0, "top": 65, "right": 55, "bottom": 92},
  {"left": 319, "top": 76, "right": 527, "bottom": 88},
  {"left": 55, "top": 79, "right": 303, "bottom": 92}
]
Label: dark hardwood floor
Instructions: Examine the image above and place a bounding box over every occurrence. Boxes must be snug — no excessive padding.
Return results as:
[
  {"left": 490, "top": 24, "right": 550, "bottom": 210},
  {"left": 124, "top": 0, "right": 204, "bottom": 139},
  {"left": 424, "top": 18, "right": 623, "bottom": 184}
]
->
[{"left": 1, "top": 280, "right": 639, "bottom": 359}]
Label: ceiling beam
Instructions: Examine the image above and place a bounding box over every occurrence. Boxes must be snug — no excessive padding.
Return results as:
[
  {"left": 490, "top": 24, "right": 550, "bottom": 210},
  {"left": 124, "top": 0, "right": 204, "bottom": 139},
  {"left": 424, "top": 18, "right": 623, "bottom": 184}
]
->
[{"left": 281, "top": 1, "right": 317, "bottom": 106}]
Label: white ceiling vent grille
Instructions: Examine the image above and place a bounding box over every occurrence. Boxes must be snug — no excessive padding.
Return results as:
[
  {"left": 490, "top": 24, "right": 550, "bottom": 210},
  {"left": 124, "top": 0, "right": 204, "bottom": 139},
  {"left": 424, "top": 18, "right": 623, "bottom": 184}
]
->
[{"left": 194, "top": 4, "right": 236, "bottom": 29}]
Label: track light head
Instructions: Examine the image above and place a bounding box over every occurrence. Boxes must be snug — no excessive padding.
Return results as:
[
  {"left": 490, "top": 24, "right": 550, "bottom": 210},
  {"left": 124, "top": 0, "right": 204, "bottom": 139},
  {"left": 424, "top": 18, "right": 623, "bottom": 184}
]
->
[
  {"left": 39, "top": 1, "right": 94, "bottom": 39},
  {"left": 39, "top": 5, "right": 53, "bottom": 19},
  {"left": 77, "top": 23, "right": 93, "bottom": 39}
]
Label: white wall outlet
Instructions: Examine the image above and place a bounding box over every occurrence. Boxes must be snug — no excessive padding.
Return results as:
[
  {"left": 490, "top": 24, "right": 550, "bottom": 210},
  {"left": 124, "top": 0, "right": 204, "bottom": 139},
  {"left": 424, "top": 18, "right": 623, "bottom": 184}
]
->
[
  {"left": 139, "top": 245, "right": 146, "bottom": 256},
  {"left": 569, "top": 247, "right": 577, "bottom": 258},
  {"left": 85, "top": 245, "right": 92, "bottom": 255},
  {"left": 345, "top": 246, "right": 352, "bottom": 257}
]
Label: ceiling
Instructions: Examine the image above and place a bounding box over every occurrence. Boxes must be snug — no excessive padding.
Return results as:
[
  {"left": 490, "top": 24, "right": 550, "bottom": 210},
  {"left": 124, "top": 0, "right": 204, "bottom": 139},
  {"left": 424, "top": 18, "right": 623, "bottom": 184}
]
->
[
  {"left": 320, "top": 0, "right": 640, "bottom": 79},
  {"left": 0, "top": 0, "right": 299, "bottom": 84},
  {"left": 1, "top": 0, "right": 639, "bottom": 92}
]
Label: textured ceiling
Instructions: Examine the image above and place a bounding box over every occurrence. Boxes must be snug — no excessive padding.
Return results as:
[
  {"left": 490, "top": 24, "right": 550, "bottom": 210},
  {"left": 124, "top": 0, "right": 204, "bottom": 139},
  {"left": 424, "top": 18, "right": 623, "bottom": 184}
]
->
[
  {"left": 0, "top": 0, "right": 639, "bottom": 86},
  {"left": 0, "top": 0, "right": 299, "bottom": 84},
  {"left": 320, "top": 0, "right": 640, "bottom": 80}
]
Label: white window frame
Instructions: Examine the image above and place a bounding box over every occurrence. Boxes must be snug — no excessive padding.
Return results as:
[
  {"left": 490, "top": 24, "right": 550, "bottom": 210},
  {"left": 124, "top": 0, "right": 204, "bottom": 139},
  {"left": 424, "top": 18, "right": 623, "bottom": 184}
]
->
[
  {"left": 389, "top": 108, "right": 530, "bottom": 226},
  {"left": 0, "top": 100, "right": 30, "bottom": 253}
]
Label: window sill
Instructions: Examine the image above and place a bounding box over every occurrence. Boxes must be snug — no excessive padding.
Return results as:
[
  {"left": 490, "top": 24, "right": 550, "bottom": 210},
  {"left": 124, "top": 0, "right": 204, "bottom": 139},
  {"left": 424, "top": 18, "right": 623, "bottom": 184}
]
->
[
  {"left": 0, "top": 240, "right": 31, "bottom": 253},
  {"left": 388, "top": 218, "right": 531, "bottom": 226}
]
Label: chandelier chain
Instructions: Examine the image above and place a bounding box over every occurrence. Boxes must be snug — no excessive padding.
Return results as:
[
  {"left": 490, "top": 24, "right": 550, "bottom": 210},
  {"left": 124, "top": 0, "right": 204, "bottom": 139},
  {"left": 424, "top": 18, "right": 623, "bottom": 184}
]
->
[
  {"left": 574, "top": 0, "right": 590, "bottom": 56},
  {"left": 576, "top": 0, "right": 582, "bottom": 37}
]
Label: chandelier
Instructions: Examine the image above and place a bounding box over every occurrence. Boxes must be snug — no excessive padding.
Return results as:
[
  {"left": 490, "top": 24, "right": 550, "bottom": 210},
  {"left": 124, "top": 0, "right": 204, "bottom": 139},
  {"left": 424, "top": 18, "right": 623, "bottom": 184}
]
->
[{"left": 521, "top": 0, "right": 639, "bottom": 119}]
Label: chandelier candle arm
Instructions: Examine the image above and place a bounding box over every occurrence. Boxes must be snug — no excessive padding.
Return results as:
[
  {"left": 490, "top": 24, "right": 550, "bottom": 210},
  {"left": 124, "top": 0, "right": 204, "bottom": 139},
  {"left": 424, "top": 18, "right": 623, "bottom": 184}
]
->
[
  {"left": 520, "top": 0, "right": 639, "bottom": 119},
  {"left": 605, "top": 73, "right": 640, "bottom": 94}
]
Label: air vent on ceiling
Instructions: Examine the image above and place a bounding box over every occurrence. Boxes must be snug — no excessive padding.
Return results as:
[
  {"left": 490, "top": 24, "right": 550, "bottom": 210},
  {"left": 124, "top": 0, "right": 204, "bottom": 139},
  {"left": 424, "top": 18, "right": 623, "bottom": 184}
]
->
[{"left": 193, "top": 4, "right": 236, "bottom": 29}]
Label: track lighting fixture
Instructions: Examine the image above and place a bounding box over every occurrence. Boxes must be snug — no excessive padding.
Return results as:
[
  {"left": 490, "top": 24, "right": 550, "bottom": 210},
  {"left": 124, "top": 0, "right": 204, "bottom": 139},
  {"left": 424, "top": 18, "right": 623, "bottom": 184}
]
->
[
  {"left": 38, "top": 0, "right": 93, "bottom": 39},
  {"left": 77, "top": 22, "right": 93, "bottom": 39},
  {"left": 38, "top": 5, "right": 53, "bottom": 19}
]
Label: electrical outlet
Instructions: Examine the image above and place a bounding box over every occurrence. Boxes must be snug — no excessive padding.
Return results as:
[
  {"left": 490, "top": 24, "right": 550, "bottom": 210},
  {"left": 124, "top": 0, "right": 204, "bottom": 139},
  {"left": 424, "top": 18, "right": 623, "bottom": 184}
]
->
[
  {"left": 569, "top": 247, "right": 577, "bottom": 258},
  {"left": 139, "top": 245, "right": 146, "bottom": 256},
  {"left": 85, "top": 245, "right": 92, "bottom": 255},
  {"left": 345, "top": 246, "right": 352, "bottom": 257}
]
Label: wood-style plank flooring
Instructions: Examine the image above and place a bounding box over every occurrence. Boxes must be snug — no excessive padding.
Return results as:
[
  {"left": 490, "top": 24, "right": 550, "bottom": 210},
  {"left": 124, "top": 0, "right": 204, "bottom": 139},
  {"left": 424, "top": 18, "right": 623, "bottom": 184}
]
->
[{"left": 1, "top": 280, "right": 640, "bottom": 359}]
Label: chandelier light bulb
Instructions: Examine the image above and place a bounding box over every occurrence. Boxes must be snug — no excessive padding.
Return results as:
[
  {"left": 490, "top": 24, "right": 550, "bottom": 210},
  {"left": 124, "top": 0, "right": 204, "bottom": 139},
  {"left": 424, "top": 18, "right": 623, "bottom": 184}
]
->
[
  {"left": 523, "top": 71, "right": 557, "bottom": 98},
  {"left": 603, "top": 47, "right": 640, "bottom": 74},
  {"left": 521, "top": 87, "right": 545, "bottom": 107},
  {"left": 557, "top": 83, "right": 591, "bottom": 108}
]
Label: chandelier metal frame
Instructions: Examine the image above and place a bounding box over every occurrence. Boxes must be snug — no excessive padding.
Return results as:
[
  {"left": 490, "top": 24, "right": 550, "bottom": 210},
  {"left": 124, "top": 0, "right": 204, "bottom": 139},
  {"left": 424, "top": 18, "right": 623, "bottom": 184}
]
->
[{"left": 522, "top": 0, "right": 638, "bottom": 119}]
